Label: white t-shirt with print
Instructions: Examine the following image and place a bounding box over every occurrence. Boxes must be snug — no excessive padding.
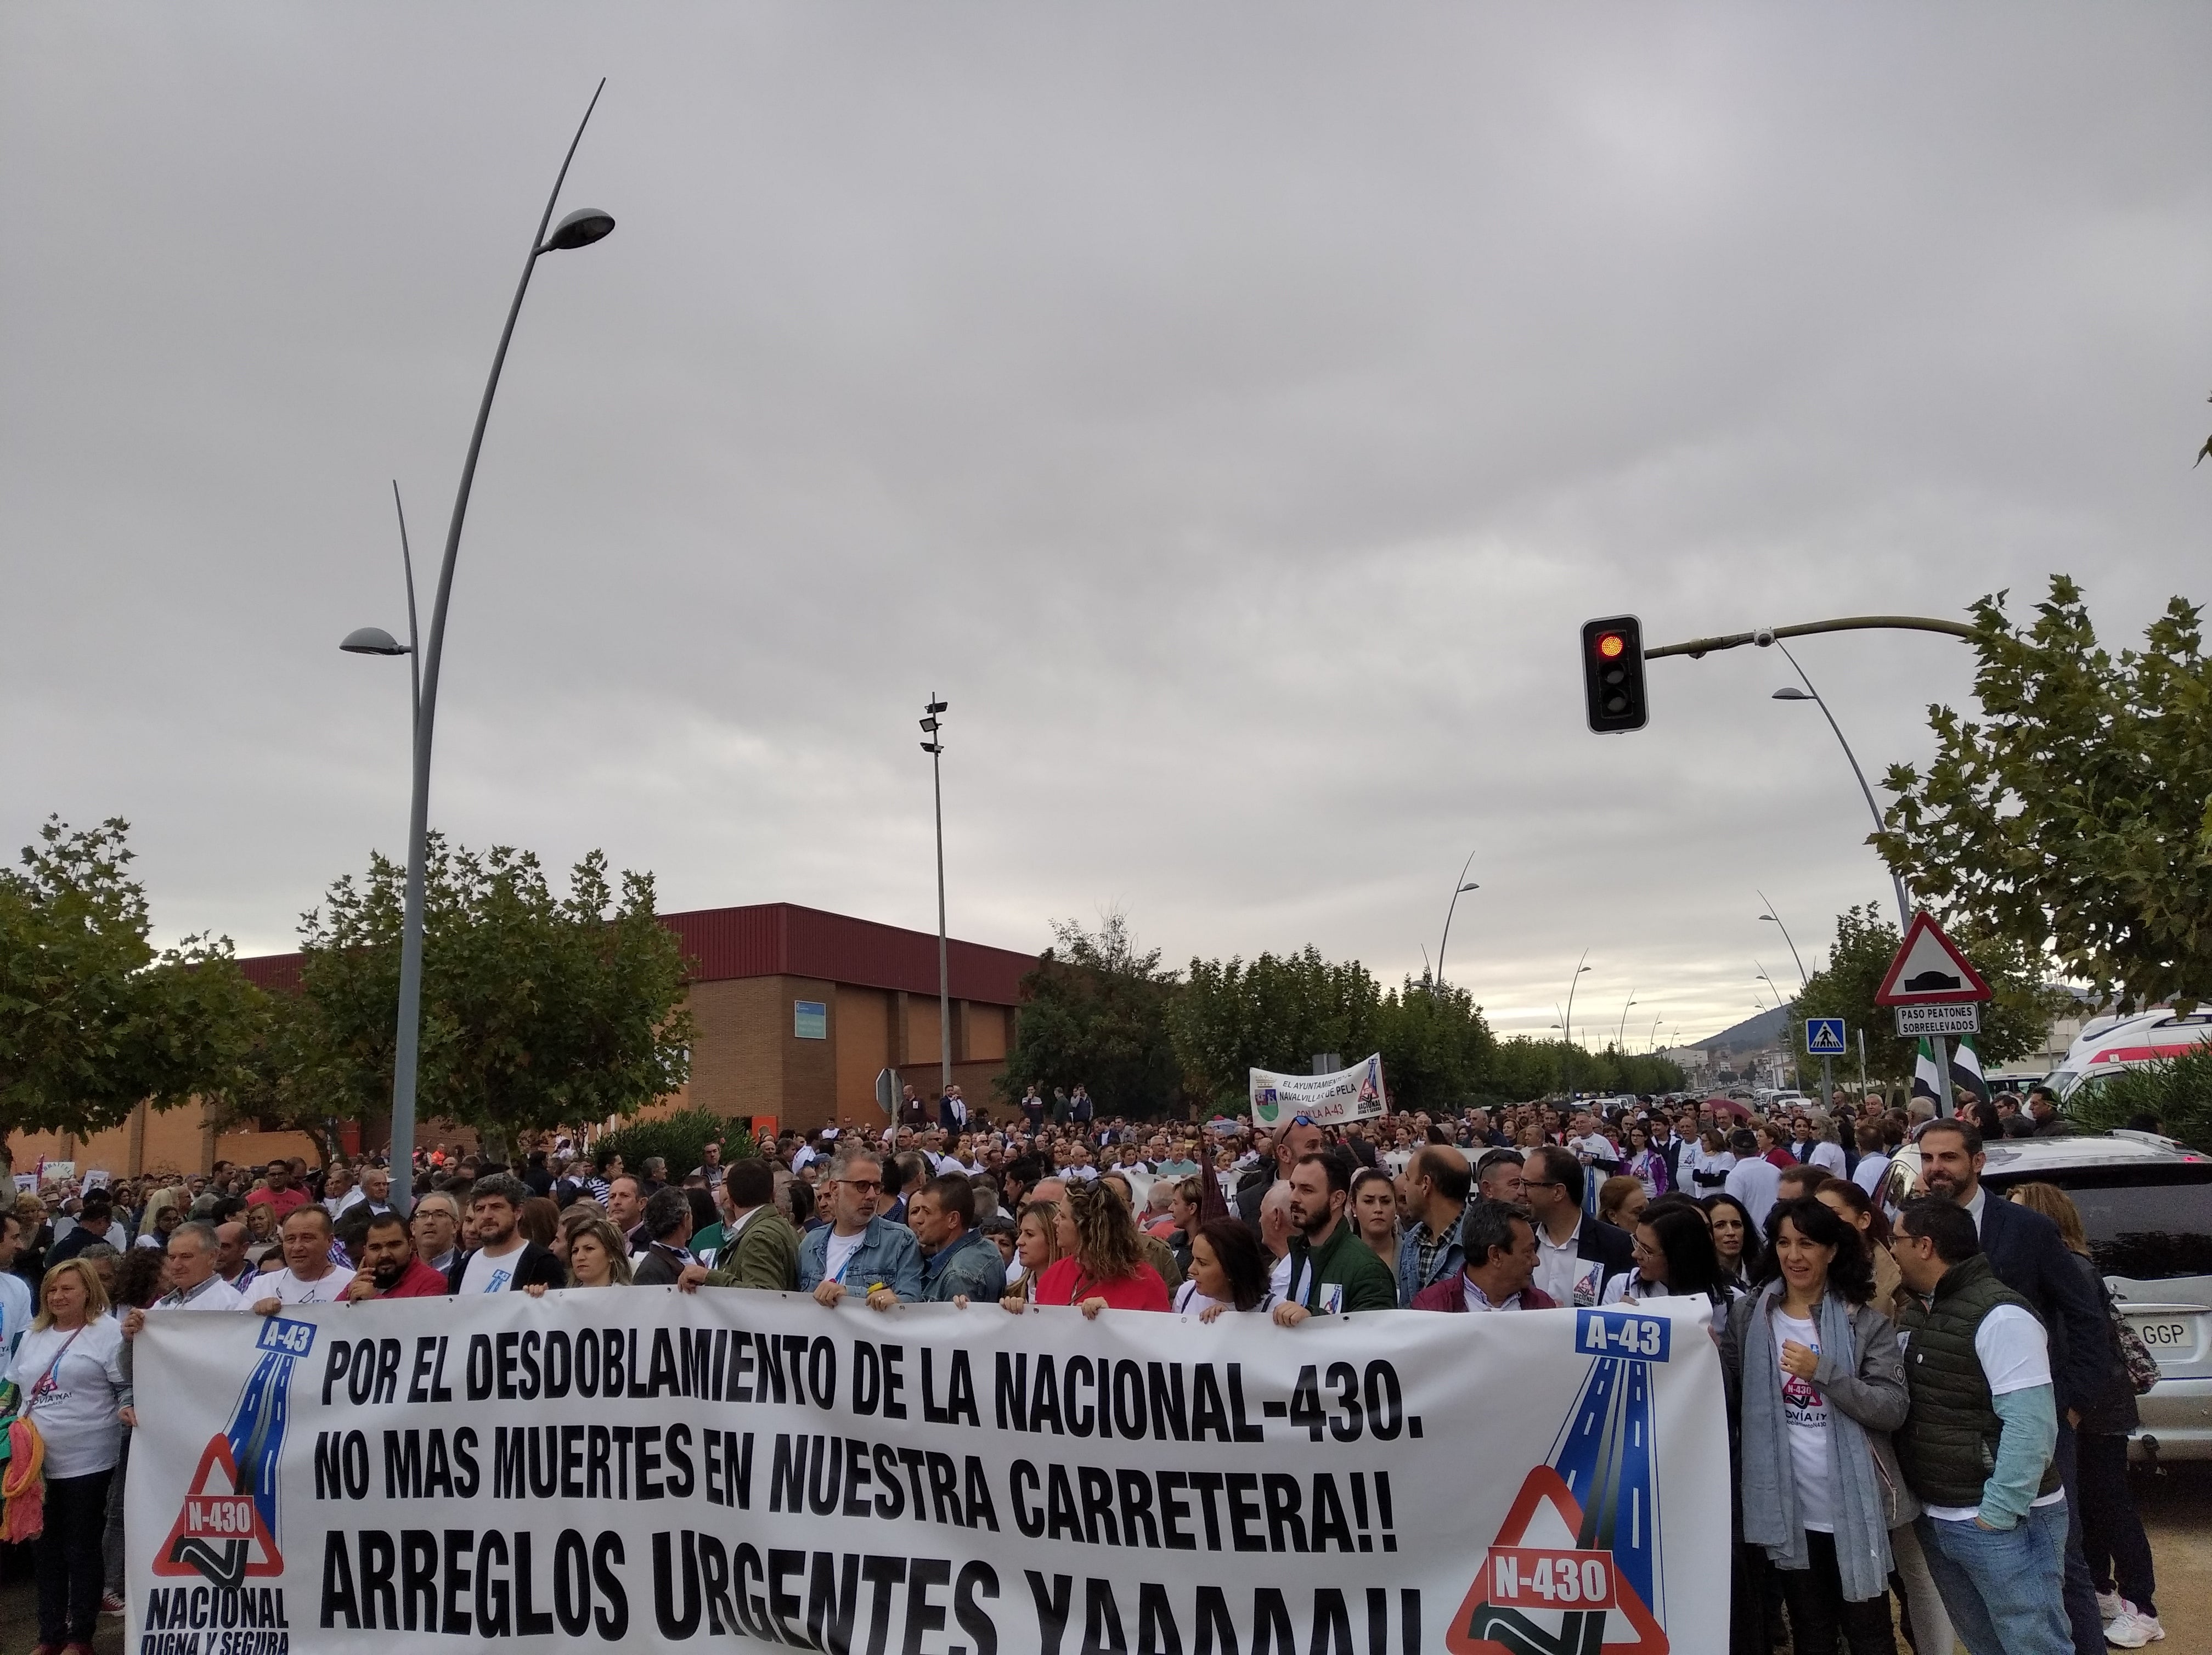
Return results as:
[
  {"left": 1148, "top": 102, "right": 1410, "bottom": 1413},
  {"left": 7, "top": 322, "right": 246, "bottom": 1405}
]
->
[
  {"left": 5, "top": 1316, "right": 128, "bottom": 1477},
  {"left": 822, "top": 1229, "right": 867, "bottom": 1287},
  {"left": 459, "top": 1244, "right": 526, "bottom": 1295},
  {"left": 268, "top": 1266, "right": 350, "bottom": 1306},
  {"left": 1775, "top": 1311, "right": 1835, "bottom": 1533}
]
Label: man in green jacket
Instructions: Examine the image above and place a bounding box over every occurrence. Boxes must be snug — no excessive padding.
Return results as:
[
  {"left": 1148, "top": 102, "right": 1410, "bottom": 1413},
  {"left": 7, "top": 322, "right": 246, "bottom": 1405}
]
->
[
  {"left": 1274, "top": 1149, "right": 1397, "bottom": 1325},
  {"left": 679, "top": 1159, "right": 799, "bottom": 1293}
]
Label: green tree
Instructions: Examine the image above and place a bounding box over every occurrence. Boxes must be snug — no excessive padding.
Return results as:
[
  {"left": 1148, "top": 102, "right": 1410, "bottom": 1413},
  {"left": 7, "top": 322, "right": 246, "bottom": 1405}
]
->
[
  {"left": 253, "top": 836, "right": 694, "bottom": 1158},
  {"left": 1372, "top": 977, "right": 1496, "bottom": 1114},
  {"left": 997, "top": 913, "right": 1183, "bottom": 1117},
  {"left": 1791, "top": 903, "right": 2064, "bottom": 1082},
  {"left": 1875, "top": 578, "right": 2212, "bottom": 1013},
  {"left": 1169, "top": 947, "right": 1383, "bottom": 1110},
  {"left": 0, "top": 817, "right": 260, "bottom": 1191},
  {"left": 590, "top": 1108, "right": 755, "bottom": 1180}
]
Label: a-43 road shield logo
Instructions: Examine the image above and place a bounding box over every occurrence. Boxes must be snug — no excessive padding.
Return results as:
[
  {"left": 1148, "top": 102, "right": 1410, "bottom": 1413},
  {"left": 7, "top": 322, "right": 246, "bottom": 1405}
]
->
[{"left": 154, "top": 1315, "right": 316, "bottom": 1588}]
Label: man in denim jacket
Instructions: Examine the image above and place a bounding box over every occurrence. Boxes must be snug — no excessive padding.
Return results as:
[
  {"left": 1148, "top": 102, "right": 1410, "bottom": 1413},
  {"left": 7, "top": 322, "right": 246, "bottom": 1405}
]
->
[{"left": 798, "top": 1147, "right": 924, "bottom": 1309}]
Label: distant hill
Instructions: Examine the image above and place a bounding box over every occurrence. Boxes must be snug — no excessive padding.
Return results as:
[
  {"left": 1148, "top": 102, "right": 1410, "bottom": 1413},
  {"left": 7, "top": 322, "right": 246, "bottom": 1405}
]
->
[{"left": 1701, "top": 1003, "right": 1798, "bottom": 1054}]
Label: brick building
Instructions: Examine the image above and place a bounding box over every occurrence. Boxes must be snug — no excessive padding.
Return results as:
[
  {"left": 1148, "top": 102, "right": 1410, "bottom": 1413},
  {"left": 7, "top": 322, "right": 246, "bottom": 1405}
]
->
[{"left": 4, "top": 901, "right": 1036, "bottom": 1179}]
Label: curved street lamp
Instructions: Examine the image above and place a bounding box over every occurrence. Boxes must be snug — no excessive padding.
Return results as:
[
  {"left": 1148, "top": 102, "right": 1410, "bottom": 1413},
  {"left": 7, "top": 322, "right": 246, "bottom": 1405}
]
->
[
  {"left": 1757, "top": 890, "right": 1810, "bottom": 989},
  {"left": 1434, "top": 849, "right": 1480, "bottom": 991},
  {"left": 341, "top": 81, "right": 615, "bottom": 1202},
  {"left": 1765, "top": 638, "right": 1911, "bottom": 925}
]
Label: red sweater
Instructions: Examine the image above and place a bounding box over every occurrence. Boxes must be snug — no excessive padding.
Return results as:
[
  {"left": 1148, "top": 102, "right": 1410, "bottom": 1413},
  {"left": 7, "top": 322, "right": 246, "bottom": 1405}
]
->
[
  {"left": 378, "top": 1258, "right": 453, "bottom": 1299},
  {"left": 1409, "top": 1273, "right": 1558, "bottom": 1313},
  {"left": 1032, "top": 1256, "right": 1170, "bottom": 1312}
]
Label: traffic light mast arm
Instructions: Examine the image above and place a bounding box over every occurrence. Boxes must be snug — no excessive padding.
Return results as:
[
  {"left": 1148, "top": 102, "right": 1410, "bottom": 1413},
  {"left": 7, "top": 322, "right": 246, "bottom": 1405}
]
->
[{"left": 1644, "top": 614, "right": 1977, "bottom": 661}]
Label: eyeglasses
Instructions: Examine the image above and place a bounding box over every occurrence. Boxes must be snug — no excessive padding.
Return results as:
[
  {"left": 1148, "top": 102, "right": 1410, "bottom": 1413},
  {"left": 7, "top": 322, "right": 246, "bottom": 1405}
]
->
[
  {"left": 836, "top": 1179, "right": 883, "bottom": 1194},
  {"left": 1288, "top": 1114, "right": 1319, "bottom": 1128}
]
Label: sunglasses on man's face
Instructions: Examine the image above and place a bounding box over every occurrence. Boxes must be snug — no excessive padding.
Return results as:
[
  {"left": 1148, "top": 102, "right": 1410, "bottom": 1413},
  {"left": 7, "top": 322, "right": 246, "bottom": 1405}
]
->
[{"left": 836, "top": 1179, "right": 882, "bottom": 1194}]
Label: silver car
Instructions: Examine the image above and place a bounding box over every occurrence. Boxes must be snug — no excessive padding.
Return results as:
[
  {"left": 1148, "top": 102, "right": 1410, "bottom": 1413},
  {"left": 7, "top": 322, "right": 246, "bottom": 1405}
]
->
[{"left": 1885, "top": 1130, "right": 2212, "bottom": 1462}]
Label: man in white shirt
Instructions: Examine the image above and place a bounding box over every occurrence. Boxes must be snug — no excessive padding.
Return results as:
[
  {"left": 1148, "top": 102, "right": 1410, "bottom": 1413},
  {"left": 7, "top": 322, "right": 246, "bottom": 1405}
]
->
[
  {"left": 248, "top": 1206, "right": 350, "bottom": 1311},
  {"left": 1803, "top": 1115, "right": 1849, "bottom": 1178},
  {"left": 1524, "top": 1145, "right": 1633, "bottom": 1308},
  {"left": 0, "top": 1208, "right": 32, "bottom": 1356},
  {"left": 1723, "top": 1128, "right": 1784, "bottom": 1231},
  {"left": 123, "top": 1221, "right": 245, "bottom": 1338}
]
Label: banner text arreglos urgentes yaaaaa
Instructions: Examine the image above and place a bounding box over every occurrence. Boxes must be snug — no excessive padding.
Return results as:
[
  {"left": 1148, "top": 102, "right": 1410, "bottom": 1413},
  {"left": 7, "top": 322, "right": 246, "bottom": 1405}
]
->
[{"left": 128, "top": 1287, "right": 1728, "bottom": 1655}]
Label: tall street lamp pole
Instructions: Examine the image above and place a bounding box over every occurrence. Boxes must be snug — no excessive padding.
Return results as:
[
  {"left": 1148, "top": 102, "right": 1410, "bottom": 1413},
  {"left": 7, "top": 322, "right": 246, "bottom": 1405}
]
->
[
  {"left": 1615, "top": 994, "right": 1638, "bottom": 1053},
  {"left": 341, "top": 82, "right": 615, "bottom": 1204},
  {"left": 1765, "top": 640, "right": 1912, "bottom": 927},
  {"left": 920, "top": 696, "right": 951, "bottom": 1098},
  {"left": 1434, "top": 849, "right": 1480, "bottom": 989}
]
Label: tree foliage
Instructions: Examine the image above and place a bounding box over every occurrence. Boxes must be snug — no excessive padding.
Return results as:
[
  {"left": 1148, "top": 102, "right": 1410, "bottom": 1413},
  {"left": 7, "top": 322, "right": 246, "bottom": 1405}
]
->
[
  {"left": 589, "top": 1108, "right": 754, "bottom": 1179},
  {"left": 1874, "top": 577, "right": 2212, "bottom": 1013},
  {"left": 1791, "top": 904, "right": 2064, "bottom": 1082},
  {"left": 0, "top": 817, "right": 259, "bottom": 1167},
  {"left": 1169, "top": 947, "right": 1385, "bottom": 1110},
  {"left": 2067, "top": 1045, "right": 2212, "bottom": 1157},
  {"left": 245, "top": 836, "right": 694, "bottom": 1151},
  {"left": 1479, "top": 1038, "right": 1685, "bottom": 1104},
  {"left": 997, "top": 913, "right": 1183, "bottom": 1117}
]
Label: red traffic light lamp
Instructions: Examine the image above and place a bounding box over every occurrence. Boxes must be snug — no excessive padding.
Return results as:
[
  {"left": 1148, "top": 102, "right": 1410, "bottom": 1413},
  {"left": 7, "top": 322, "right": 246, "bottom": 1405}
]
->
[{"left": 1581, "top": 616, "right": 1647, "bottom": 733}]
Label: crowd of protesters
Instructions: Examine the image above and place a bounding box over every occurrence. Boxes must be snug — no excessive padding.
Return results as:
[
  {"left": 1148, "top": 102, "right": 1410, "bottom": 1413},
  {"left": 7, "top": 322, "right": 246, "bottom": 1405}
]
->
[{"left": 0, "top": 1076, "right": 2163, "bottom": 1654}]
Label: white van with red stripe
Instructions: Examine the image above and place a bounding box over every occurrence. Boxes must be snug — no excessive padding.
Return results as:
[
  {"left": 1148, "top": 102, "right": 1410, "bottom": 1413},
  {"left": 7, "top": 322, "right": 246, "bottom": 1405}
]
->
[{"left": 2045, "top": 1007, "right": 2212, "bottom": 1103}]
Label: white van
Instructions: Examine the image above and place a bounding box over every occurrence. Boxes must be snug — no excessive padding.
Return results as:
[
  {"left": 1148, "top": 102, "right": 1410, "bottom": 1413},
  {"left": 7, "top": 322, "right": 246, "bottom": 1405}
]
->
[
  {"left": 1886, "top": 1132, "right": 2212, "bottom": 1462},
  {"left": 2045, "top": 1009, "right": 2212, "bottom": 1104}
]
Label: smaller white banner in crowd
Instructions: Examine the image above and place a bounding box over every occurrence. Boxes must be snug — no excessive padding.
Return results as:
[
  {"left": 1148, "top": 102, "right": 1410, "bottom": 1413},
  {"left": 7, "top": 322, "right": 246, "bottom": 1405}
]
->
[{"left": 1249, "top": 1054, "right": 1388, "bottom": 1127}]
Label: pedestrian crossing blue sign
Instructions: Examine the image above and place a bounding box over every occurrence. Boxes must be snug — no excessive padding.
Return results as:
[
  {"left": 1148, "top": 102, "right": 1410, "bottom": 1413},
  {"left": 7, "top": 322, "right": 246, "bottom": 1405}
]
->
[{"left": 1805, "top": 1017, "right": 1847, "bottom": 1056}]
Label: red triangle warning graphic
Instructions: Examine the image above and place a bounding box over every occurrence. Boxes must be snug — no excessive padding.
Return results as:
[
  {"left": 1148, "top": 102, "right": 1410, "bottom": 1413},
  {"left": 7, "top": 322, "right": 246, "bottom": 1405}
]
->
[
  {"left": 1873, "top": 911, "right": 1992, "bottom": 1006},
  {"left": 1445, "top": 1467, "right": 1668, "bottom": 1655},
  {"left": 153, "top": 1435, "right": 283, "bottom": 1580}
]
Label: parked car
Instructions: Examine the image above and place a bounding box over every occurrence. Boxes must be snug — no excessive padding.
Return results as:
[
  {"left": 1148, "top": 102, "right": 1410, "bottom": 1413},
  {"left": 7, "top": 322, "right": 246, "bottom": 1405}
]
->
[{"left": 1885, "top": 1130, "right": 2212, "bottom": 1462}]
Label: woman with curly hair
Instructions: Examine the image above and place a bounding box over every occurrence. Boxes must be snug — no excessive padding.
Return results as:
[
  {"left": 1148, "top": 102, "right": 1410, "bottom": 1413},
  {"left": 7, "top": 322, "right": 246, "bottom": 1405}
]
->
[{"left": 1013, "top": 1179, "right": 1168, "bottom": 1318}]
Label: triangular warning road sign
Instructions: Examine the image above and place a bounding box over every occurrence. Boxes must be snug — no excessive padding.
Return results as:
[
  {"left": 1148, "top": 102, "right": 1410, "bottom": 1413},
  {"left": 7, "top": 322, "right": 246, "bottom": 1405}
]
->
[
  {"left": 1446, "top": 1467, "right": 1669, "bottom": 1655},
  {"left": 1874, "top": 911, "right": 1991, "bottom": 1006},
  {"left": 153, "top": 1434, "right": 283, "bottom": 1583}
]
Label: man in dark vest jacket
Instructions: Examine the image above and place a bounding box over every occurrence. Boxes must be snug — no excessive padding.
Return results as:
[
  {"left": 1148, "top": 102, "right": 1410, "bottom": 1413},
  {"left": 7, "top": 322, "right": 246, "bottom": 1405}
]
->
[
  {"left": 1892, "top": 1196, "right": 2071, "bottom": 1655},
  {"left": 1917, "top": 1120, "right": 2109, "bottom": 1655}
]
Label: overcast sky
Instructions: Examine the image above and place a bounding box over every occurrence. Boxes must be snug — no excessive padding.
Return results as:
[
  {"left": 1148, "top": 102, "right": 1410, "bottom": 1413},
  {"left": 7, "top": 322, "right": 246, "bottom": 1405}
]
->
[{"left": 5, "top": 7, "right": 2208, "bottom": 1050}]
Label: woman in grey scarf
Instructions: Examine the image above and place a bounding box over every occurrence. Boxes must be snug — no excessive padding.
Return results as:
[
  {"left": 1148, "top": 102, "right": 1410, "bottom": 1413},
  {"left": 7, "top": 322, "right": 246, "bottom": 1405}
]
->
[{"left": 1723, "top": 1195, "right": 1912, "bottom": 1655}]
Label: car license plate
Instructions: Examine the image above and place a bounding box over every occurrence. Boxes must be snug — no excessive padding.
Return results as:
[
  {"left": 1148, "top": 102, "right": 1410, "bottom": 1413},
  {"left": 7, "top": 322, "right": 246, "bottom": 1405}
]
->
[{"left": 2130, "top": 1318, "right": 2191, "bottom": 1354}]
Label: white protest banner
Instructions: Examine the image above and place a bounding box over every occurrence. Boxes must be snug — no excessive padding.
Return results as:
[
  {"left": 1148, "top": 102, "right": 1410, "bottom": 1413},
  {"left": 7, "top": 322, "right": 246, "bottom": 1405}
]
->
[
  {"left": 1249, "top": 1054, "right": 1388, "bottom": 1128},
  {"left": 128, "top": 1288, "right": 1727, "bottom": 1655}
]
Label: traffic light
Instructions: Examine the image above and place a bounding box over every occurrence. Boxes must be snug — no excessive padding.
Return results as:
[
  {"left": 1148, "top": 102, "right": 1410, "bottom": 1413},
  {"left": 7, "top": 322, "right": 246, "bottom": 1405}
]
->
[{"left": 1581, "top": 616, "right": 1647, "bottom": 733}]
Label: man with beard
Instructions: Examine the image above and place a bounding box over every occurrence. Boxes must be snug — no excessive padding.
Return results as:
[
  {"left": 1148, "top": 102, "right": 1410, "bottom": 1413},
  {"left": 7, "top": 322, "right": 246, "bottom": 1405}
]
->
[
  {"left": 344, "top": 1212, "right": 450, "bottom": 1299},
  {"left": 446, "top": 1174, "right": 566, "bottom": 1294},
  {"left": 1272, "top": 1150, "right": 1397, "bottom": 1325}
]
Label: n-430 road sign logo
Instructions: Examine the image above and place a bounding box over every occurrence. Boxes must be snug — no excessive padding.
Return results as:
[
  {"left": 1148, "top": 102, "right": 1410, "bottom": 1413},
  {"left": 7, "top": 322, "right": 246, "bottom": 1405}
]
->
[
  {"left": 155, "top": 1315, "right": 316, "bottom": 1588},
  {"left": 1805, "top": 1018, "right": 1846, "bottom": 1056},
  {"left": 1449, "top": 1311, "right": 1674, "bottom": 1654}
]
